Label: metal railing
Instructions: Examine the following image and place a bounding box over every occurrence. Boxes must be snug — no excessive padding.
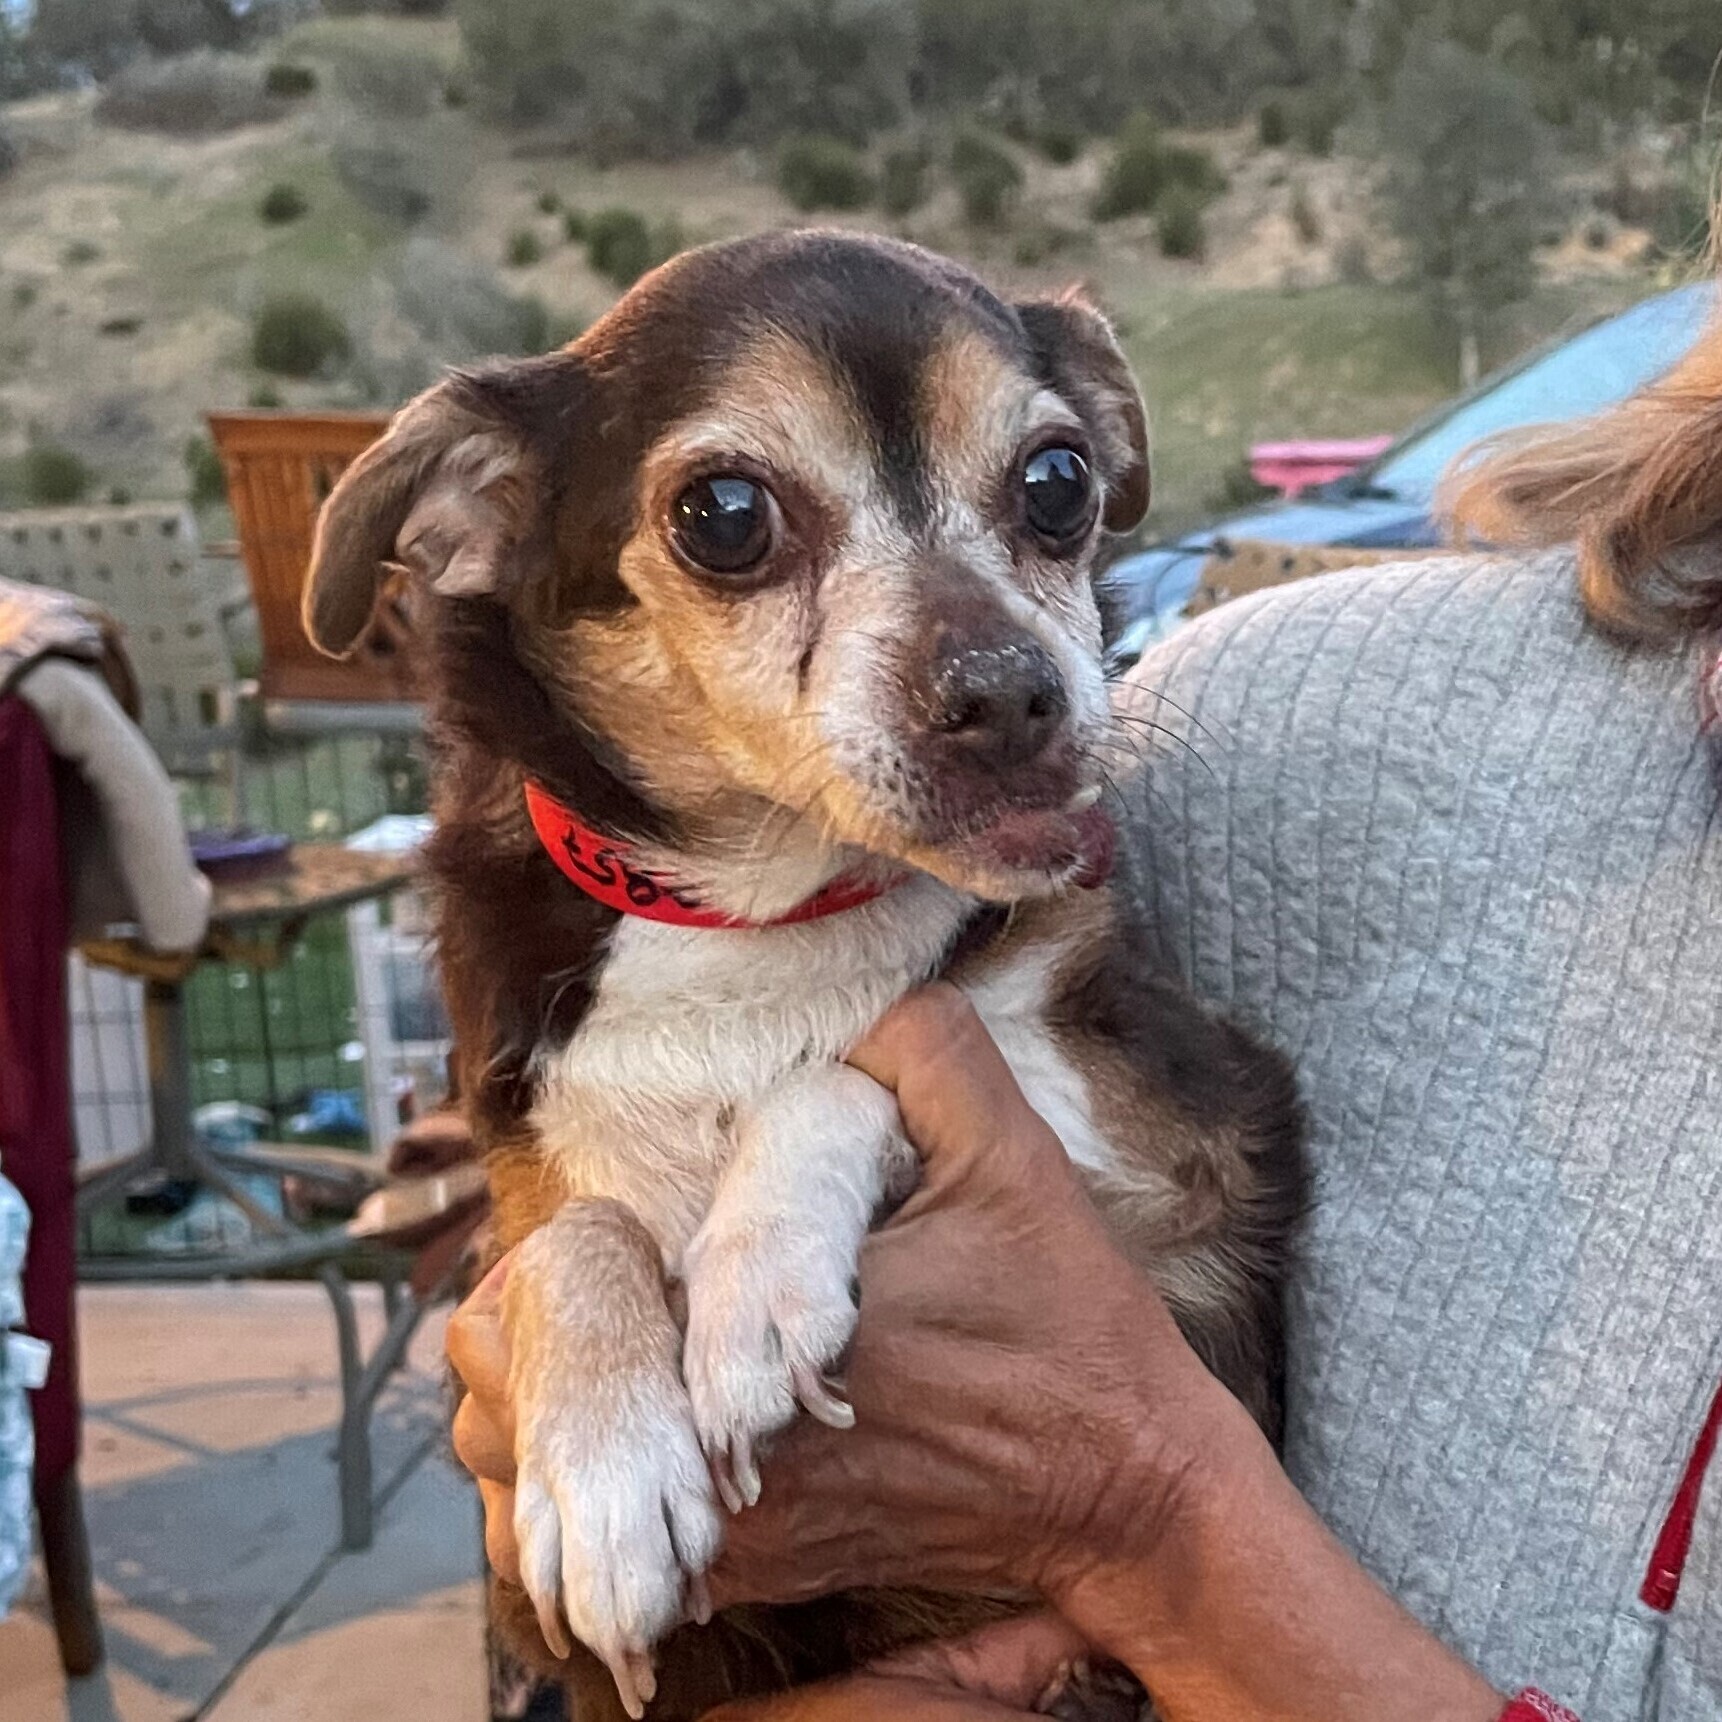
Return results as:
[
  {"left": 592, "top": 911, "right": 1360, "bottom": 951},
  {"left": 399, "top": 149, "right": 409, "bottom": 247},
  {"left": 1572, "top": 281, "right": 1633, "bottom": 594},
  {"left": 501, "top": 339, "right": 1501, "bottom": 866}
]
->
[{"left": 70, "top": 727, "right": 442, "bottom": 1185}]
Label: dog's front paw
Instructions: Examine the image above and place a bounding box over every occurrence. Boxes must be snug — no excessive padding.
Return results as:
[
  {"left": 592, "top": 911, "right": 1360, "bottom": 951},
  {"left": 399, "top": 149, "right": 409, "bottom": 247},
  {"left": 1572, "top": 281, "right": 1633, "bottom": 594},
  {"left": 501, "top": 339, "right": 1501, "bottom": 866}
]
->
[
  {"left": 511, "top": 1362, "right": 721, "bottom": 1717},
  {"left": 683, "top": 1219, "right": 859, "bottom": 1510}
]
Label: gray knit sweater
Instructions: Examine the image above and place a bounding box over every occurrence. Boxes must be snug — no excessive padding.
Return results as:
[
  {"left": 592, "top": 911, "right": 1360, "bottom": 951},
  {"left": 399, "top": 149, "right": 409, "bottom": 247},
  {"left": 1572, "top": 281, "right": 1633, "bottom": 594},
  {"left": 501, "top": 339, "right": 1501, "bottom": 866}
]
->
[{"left": 1124, "top": 551, "right": 1722, "bottom": 1721}]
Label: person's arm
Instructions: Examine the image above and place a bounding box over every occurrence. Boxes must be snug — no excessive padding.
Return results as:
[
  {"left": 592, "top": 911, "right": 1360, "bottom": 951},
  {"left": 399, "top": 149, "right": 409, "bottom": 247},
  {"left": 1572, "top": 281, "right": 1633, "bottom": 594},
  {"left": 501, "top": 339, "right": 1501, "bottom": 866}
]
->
[{"left": 449, "top": 987, "right": 1526, "bottom": 1722}]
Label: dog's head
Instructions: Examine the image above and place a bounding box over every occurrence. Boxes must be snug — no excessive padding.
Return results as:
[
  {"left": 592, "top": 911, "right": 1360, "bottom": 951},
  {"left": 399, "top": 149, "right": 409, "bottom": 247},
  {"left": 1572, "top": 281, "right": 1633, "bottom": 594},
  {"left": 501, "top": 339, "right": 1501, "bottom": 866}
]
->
[{"left": 305, "top": 232, "right": 1148, "bottom": 901}]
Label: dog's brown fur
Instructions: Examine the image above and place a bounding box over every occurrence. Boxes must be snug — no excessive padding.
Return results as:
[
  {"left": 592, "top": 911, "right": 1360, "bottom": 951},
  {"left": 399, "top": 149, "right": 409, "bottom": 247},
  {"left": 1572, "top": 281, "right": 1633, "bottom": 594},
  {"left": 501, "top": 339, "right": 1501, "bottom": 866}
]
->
[{"left": 304, "top": 232, "right": 1305, "bottom": 1721}]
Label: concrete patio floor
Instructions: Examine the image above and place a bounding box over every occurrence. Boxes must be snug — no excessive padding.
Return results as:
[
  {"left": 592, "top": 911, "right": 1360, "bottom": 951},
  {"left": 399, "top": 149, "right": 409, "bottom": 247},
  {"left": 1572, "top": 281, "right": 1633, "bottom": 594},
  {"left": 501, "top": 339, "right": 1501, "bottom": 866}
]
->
[{"left": 0, "top": 1283, "right": 486, "bottom": 1722}]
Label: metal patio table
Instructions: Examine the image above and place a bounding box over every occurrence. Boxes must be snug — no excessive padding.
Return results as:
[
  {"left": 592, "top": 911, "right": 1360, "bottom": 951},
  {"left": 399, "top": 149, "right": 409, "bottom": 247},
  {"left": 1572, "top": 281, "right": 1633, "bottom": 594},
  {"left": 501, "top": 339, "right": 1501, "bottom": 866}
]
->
[{"left": 74, "top": 843, "right": 435, "bottom": 1551}]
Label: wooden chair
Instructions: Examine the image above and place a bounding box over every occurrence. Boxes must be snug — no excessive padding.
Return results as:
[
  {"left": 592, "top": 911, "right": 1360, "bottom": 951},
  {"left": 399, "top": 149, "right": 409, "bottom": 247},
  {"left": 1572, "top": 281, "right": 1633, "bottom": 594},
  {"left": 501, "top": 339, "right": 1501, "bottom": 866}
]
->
[{"left": 206, "top": 411, "right": 408, "bottom": 727}]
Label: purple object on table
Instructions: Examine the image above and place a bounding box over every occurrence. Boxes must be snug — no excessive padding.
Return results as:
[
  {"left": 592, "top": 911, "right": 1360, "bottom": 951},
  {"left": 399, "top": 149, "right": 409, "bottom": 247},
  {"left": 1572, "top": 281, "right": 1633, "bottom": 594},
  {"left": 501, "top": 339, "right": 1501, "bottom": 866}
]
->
[{"left": 189, "top": 830, "right": 293, "bottom": 877}]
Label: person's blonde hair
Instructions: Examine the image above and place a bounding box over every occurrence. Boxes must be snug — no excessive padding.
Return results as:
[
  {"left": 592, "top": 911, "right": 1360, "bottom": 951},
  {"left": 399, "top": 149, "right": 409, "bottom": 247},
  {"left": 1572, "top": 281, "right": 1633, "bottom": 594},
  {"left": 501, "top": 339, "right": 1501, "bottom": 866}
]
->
[{"left": 1442, "top": 214, "right": 1722, "bottom": 643}]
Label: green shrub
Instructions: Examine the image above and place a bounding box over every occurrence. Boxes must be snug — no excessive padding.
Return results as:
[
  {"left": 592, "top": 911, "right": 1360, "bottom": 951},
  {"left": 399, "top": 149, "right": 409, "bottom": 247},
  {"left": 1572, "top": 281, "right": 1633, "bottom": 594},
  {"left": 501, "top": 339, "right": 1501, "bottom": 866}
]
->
[
  {"left": 259, "top": 182, "right": 308, "bottom": 224},
  {"left": 1257, "top": 99, "right": 1288, "bottom": 148},
  {"left": 11, "top": 282, "right": 36, "bottom": 310},
  {"left": 1205, "top": 459, "right": 1275, "bottom": 513},
  {"left": 23, "top": 442, "right": 90, "bottom": 506},
  {"left": 455, "top": 0, "right": 909, "bottom": 153},
  {"left": 329, "top": 35, "right": 444, "bottom": 118},
  {"left": 1583, "top": 215, "right": 1611, "bottom": 251},
  {"left": 1334, "top": 232, "right": 1372, "bottom": 283},
  {"left": 248, "top": 383, "right": 284, "bottom": 408},
  {"left": 97, "top": 51, "right": 278, "bottom": 136},
  {"left": 1289, "top": 180, "right": 1320, "bottom": 245},
  {"left": 505, "top": 228, "right": 544, "bottom": 267},
  {"left": 333, "top": 143, "right": 432, "bottom": 223},
  {"left": 184, "top": 435, "right": 227, "bottom": 508},
  {"left": 1163, "top": 143, "right": 1226, "bottom": 198},
  {"left": 1092, "top": 112, "right": 1166, "bottom": 220},
  {"left": 1011, "top": 221, "right": 1079, "bottom": 266},
  {"left": 1093, "top": 114, "right": 1224, "bottom": 222},
  {"left": 1602, "top": 161, "right": 1656, "bottom": 226},
  {"left": 515, "top": 294, "right": 552, "bottom": 352},
  {"left": 394, "top": 237, "right": 558, "bottom": 357},
  {"left": 536, "top": 189, "right": 560, "bottom": 214},
  {"left": 1287, "top": 87, "right": 1343, "bottom": 157},
  {"left": 1653, "top": 145, "right": 1716, "bottom": 259},
  {"left": 950, "top": 130, "right": 1022, "bottom": 226},
  {"left": 251, "top": 294, "right": 351, "bottom": 377},
  {"left": 1036, "top": 124, "right": 1082, "bottom": 165},
  {"left": 562, "top": 208, "right": 587, "bottom": 242},
  {"left": 106, "top": 485, "right": 132, "bottom": 506},
  {"left": 879, "top": 144, "right": 930, "bottom": 217},
  {"left": 61, "top": 240, "right": 100, "bottom": 266},
  {"left": 582, "top": 207, "right": 681, "bottom": 290},
  {"left": 264, "top": 62, "right": 317, "bottom": 99},
  {"left": 777, "top": 135, "right": 875, "bottom": 212},
  {"left": 550, "top": 311, "right": 589, "bottom": 347},
  {"left": 1156, "top": 187, "right": 1207, "bottom": 260}
]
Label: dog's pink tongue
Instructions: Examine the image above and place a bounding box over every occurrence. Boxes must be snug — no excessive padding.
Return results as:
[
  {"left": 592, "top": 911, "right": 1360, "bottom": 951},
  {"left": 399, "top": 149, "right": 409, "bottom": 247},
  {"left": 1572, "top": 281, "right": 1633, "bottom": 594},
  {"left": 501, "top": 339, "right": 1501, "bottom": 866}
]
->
[
  {"left": 1072, "top": 803, "right": 1116, "bottom": 887},
  {"left": 975, "top": 803, "right": 1115, "bottom": 885}
]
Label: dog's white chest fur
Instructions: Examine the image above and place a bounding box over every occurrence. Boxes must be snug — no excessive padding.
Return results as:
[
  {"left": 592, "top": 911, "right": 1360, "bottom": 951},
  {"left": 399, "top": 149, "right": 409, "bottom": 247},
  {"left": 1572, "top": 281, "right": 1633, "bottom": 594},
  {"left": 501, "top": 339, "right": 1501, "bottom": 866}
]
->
[
  {"left": 514, "top": 875, "right": 1124, "bottom": 1708},
  {"left": 528, "top": 875, "right": 970, "bottom": 1256}
]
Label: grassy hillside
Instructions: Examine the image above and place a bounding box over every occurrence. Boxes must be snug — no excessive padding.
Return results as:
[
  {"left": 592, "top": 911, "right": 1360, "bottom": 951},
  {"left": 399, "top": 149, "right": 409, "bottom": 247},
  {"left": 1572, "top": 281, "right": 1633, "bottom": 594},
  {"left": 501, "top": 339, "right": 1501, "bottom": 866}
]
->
[{"left": 0, "top": 17, "right": 1669, "bottom": 535}]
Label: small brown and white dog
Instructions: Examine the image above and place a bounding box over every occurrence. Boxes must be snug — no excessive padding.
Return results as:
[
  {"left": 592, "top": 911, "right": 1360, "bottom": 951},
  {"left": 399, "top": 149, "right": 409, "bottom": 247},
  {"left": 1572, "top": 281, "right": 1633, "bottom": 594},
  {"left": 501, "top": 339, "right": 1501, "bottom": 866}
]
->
[{"left": 304, "top": 231, "right": 1304, "bottom": 1722}]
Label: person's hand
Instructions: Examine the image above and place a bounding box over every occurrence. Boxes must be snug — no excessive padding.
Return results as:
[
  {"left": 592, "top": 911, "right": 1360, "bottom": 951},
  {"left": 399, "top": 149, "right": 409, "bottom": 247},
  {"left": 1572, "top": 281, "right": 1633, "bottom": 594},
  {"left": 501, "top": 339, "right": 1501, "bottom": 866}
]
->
[
  {"left": 447, "top": 1251, "right": 521, "bottom": 1587},
  {"left": 447, "top": 983, "right": 1238, "bottom": 1611},
  {"left": 699, "top": 1613, "right": 1090, "bottom": 1721},
  {"left": 707, "top": 983, "right": 1236, "bottom": 1607},
  {"left": 447, "top": 986, "right": 1509, "bottom": 1722}
]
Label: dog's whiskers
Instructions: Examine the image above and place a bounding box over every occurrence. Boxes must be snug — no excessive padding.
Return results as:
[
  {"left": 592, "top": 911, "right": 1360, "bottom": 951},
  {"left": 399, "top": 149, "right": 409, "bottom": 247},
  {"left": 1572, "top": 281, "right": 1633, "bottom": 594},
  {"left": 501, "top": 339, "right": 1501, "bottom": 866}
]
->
[
  {"left": 1122, "top": 684, "right": 1224, "bottom": 748},
  {"left": 1107, "top": 712, "right": 1214, "bottom": 781}
]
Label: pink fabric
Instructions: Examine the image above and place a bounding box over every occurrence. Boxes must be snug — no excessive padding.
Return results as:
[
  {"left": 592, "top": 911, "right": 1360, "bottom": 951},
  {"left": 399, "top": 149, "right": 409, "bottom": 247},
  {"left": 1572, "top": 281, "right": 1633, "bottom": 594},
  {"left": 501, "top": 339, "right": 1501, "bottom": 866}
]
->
[
  {"left": 1502, "top": 1691, "right": 1581, "bottom": 1721},
  {"left": 0, "top": 696, "right": 80, "bottom": 1481},
  {"left": 1248, "top": 436, "right": 1393, "bottom": 497}
]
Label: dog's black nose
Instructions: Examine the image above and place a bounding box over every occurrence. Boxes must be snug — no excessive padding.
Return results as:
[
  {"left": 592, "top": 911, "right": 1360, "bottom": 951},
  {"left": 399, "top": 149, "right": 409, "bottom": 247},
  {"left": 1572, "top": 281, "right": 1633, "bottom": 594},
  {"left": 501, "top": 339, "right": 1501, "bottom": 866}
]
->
[{"left": 929, "top": 638, "right": 1069, "bottom": 769}]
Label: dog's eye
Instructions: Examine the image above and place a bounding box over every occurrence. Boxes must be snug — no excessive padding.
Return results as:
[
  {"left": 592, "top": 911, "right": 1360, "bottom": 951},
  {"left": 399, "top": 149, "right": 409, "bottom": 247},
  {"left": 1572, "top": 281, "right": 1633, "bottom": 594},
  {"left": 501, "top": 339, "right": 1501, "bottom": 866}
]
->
[
  {"left": 1022, "top": 446, "right": 1094, "bottom": 543},
  {"left": 672, "top": 475, "right": 775, "bottom": 574}
]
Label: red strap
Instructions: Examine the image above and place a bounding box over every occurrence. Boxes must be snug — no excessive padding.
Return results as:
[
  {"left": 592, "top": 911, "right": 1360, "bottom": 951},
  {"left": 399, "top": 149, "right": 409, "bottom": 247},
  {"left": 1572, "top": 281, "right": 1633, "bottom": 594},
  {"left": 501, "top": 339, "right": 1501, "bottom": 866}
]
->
[
  {"left": 1640, "top": 1376, "right": 1722, "bottom": 1612},
  {"left": 524, "top": 781, "right": 901, "bottom": 929},
  {"left": 1501, "top": 1692, "right": 1580, "bottom": 1722}
]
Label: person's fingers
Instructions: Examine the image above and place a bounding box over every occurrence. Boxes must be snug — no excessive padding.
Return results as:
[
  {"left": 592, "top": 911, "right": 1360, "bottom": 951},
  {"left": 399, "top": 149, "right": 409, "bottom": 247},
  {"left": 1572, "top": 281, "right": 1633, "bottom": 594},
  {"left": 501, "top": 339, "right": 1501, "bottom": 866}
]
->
[
  {"left": 869, "top": 1613, "right": 1091, "bottom": 1709},
  {"left": 846, "top": 986, "right": 1058, "bottom": 1182},
  {"left": 702, "top": 1675, "right": 1037, "bottom": 1720},
  {"left": 452, "top": 1389, "right": 517, "bottom": 1485},
  {"left": 445, "top": 1253, "right": 513, "bottom": 1407},
  {"left": 478, "top": 1477, "right": 522, "bottom": 1586},
  {"left": 845, "top": 983, "right": 995, "bottom": 1101}
]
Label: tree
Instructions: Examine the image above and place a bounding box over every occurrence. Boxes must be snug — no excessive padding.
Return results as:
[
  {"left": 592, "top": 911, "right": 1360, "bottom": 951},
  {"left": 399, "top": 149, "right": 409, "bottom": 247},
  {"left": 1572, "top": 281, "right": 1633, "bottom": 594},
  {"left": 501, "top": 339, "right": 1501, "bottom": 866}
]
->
[
  {"left": 24, "top": 0, "right": 254, "bottom": 79},
  {"left": 1380, "top": 33, "right": 1551, "bottom": 386},
  {"left": 0, "top": 12, "right": 34, "bottom": 102},
  {"left": 456, "top": 0, "right": 913, "bottom": 153},
  {"left": 27, "top": 0, "right": 138, "bottom": 79}
]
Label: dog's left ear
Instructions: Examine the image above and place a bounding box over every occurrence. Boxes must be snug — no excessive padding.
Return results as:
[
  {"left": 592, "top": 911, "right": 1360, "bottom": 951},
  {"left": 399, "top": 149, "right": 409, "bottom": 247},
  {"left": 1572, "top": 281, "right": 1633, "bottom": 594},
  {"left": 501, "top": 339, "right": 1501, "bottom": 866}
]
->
[
  {"left": 305, "top": 353, "right": 584, "bottom": 657},
  {"left": 1016, "top": 294, "right": 1150, "bottom": 533}
]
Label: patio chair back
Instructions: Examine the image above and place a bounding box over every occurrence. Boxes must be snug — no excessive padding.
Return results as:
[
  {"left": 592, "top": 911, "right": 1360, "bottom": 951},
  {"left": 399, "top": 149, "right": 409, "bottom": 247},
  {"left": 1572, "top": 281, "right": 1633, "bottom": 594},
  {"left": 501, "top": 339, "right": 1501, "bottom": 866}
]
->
[
  {"left": 0, "top": 505, "right": 237, "bottom": 775},
  {"left": 207, "top": 412, "right": 400, "bottom": 712},
  {"left": 1187, "top": 538, "right": 1446, "bottom": 617}
]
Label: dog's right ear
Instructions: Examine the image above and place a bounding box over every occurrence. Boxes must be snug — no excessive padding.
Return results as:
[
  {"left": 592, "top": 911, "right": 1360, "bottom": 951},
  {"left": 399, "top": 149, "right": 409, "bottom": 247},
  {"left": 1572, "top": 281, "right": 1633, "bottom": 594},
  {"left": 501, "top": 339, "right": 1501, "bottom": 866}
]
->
[{"left": 304, "top": 355, "right": 582, "bottom": 657}]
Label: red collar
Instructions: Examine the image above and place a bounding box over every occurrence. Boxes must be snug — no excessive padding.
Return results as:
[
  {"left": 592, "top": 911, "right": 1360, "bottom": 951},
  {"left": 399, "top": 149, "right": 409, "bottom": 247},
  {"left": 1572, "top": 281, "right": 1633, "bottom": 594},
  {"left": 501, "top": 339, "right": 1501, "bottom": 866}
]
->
[{"left": 524, "top": 781, "right": 901, "bottom": 928}]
